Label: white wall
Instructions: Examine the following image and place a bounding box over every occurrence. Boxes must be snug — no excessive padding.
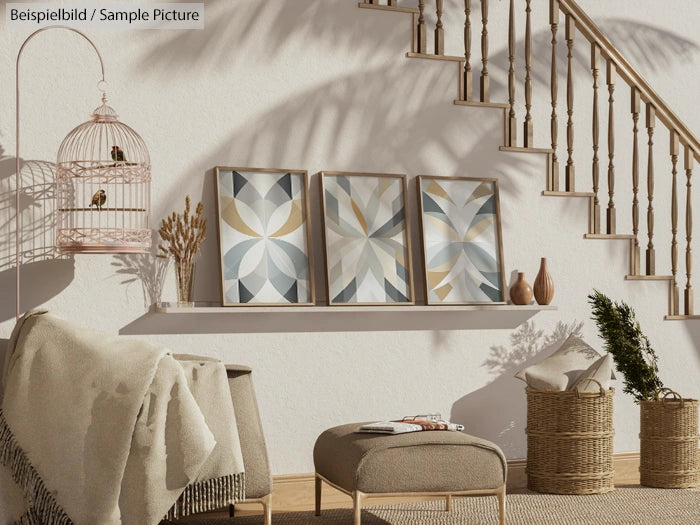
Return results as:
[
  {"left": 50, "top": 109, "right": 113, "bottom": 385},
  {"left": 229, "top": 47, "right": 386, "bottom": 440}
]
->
[{"left": 0, "top": 0, "right": 699, "bottom": 475}]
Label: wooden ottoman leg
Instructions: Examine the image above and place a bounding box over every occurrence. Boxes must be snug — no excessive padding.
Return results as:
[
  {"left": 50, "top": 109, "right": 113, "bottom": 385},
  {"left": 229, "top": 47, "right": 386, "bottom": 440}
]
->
[
  {"left": 353, "top": 490, "right": 364, "bottom": 525},
  {"left": 445, "top": 494, "right": 452, "bottom": 511},
  {"left": 315, "top": 474, "right": 322, "bottom": 516},
  {"left": 497, "top": 484, "right": 507, "bottom": 525},
  {"left": 261, "top": 494, "right": 272, "bottom": 525}
]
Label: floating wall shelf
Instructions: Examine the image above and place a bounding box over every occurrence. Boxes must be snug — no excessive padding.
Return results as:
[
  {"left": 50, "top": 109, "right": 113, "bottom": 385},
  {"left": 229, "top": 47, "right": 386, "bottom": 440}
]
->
[
  {"left": 120, "top": 303, "right": 559, "bottom": 335},
  {"left": 155, "top": 302, "right": 556, "bottom": 315}
]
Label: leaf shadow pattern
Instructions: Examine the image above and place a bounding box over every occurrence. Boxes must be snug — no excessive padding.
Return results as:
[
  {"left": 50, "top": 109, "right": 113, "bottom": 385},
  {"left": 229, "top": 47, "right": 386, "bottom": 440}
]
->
[
  {"left": 137, "top": 0, "right": 406, "bottom": 76},
  {"left": 483, "top": 319, "right": 584, "bottom": 377},
  {"left": 450, "top": 320, "right": 584, "bottom": 457}
]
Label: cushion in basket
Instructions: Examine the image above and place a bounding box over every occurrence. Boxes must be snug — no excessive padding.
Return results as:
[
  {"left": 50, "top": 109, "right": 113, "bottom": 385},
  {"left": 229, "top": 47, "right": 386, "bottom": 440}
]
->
[
  {"left": 573, "top": 354, "right": 613, "bottom": 392},
  {"left": 515, "top": 334, "right": 613, "bottom": 391}
]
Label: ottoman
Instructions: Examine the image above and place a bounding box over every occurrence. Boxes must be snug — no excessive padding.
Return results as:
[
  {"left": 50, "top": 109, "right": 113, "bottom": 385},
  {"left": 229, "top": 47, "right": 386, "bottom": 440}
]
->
[{"left": 313, "top": 423, "right": 507, "bottom": 525}]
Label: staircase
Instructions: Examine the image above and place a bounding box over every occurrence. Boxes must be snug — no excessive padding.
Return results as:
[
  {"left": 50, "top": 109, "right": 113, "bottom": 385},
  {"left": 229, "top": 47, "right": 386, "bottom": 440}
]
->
[{"left": 358, "top": 0, "right": 700, "bottom": 320}]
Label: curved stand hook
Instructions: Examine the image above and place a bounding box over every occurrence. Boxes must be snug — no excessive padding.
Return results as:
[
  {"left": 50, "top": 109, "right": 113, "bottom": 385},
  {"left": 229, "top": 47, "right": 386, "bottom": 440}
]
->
[{"left": 15, "top": 26, "right": 106, "bottom": 320}]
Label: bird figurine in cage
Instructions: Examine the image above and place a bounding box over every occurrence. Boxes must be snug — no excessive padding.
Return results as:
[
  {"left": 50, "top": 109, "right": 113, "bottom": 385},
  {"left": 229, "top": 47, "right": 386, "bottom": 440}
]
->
[
  {"left": 89, "top": 189, "right": 107, "bottom": 210},
  {"left": 111, "top": 145, "right": 125, "bottom": 163}
]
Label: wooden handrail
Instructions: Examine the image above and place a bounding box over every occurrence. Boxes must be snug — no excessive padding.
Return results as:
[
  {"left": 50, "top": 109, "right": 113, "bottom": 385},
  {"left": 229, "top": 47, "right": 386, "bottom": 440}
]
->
[{"left": 557, "top": 0, "right": 700, "bottom": 160}]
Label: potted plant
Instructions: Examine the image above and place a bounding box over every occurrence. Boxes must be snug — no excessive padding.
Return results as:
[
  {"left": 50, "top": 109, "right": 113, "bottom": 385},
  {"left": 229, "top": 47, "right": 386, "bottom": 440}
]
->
[{"left": 588, "top": 290, "right": 699, "bottom": 488}]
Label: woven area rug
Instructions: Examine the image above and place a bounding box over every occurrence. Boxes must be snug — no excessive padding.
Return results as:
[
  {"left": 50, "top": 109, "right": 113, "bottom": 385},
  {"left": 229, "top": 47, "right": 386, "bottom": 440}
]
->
[{"left": 179, "top": 487, "right": 700, "bottom": 524}]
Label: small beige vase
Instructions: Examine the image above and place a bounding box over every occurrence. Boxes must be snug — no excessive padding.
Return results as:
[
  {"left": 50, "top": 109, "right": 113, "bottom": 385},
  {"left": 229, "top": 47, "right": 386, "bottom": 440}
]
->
[{"left": 533, "top": 257, "right": 554, "bottom": 305}]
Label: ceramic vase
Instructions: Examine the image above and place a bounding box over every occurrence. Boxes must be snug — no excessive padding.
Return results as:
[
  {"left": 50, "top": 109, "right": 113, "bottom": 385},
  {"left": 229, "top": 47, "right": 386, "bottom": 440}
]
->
[
  {"left": 533, "top": 257, "right": 554, "bottom": 305},
  {"left": 510, "top": 272, "right": 533, "bottom": 305}
]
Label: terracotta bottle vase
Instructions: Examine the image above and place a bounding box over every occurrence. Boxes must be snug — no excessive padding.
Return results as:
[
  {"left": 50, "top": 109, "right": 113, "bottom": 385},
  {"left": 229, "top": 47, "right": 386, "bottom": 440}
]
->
[
  {"left": 534, "top": 257, "right": 555, "bottom": 305},
  {"left": 510, "top": 272, "right": 533, "bottom": 305}
]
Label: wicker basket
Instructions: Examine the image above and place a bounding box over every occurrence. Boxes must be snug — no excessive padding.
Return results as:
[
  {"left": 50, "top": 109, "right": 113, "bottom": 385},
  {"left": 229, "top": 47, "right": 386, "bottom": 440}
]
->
[
  {"left": 639, "top": 389, "right": 699, "bottom": 488},
  {"left": 526, "top": 378, "right": 615, "bottom": 494}
]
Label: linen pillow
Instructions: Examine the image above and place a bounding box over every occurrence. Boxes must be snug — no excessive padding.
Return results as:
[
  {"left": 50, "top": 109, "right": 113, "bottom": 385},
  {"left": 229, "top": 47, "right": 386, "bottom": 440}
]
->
[
  {"left": 514, "top": 334, "right": 611, "bottom": 391},
  {"left": 572, "top": 354, "right": 613, "bottom": 392}
]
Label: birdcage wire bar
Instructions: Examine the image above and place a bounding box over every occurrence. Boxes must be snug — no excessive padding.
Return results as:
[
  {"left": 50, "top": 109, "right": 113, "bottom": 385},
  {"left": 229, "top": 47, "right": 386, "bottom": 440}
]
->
[{"left": 56, "top": 95, "right": 151, "bottom": 253}]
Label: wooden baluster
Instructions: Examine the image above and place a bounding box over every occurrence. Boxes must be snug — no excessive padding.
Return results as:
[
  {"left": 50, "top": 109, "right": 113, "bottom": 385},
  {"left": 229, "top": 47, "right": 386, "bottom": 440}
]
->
[
  {"left": 418, "top": 0, "right": 427, "bottom": 54},
  {"left": 684, "top": 146, "right": 694, "bottom": 315},
  {"left": 606, "top": 61, "right": 616, "bottom": 234},
  {"left": 591, "top": 44, "right": 601, "bottom": 233},
  {"left": 507, "top": 0, "right": 516, "bottom": 146},
  {"left": 565, "top": 14, "right": 575, "bottom": 191},
  {"left": 631, "top": 87, "right": 641, "bottom": 275},
  {"left": 523, "top": 0, "right": 533, "bottom": 147},
  {"left": 480, "top": 0, "right": 490, "bottom": 103},
  {"left": 549, "top": 1, "right": 559, "bottom": 191},
  {"left": 435, "top": 0, "right": 444, "bottom": 55},
  {"left": 463, "top": 0, "right": 472, "bottom": 101},
  {"left": 670, "top": 132, "right": 680, "bottom": 315},
  {"left": 646, "top": 103, "right": 656, "bottom": 275}
]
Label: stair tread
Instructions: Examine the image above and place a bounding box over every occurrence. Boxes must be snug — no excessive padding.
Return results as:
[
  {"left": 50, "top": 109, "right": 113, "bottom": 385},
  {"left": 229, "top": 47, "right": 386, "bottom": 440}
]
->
[
  {"left": 665, "top": 315, "right": 700, "bottom": 320},
  {"left": 358, "top": 3, "right": 419, "bottom": 14},
  {"left": 542, "top": 191, "right": 595, "bottom": 197},
  {"left": 584, "top": 233, "right": 635, "bottom": 239},
  {"left": 500, "top": 146, "right": 555, "bottom": 154},
  {"left": 625, "top": 275, "right": 674, "bottom": 281},
  {"left": 407, "top": 52, "right": 466, "bottom": 63},
  {"left": 453, "top": 100, "right": 510, "bottom": 109}
]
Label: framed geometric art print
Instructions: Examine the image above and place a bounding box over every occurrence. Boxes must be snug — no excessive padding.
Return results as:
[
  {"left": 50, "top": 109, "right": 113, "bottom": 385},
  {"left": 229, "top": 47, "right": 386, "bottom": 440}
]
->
[
  {"left": 417, "top": 175, "right": 506, "bottom": 305},
  {"left": 320, "top": 171, "right": 414, "bottom": 305},
  {"left": 215, "top": 167, "right": 314, "bottom": 305}
]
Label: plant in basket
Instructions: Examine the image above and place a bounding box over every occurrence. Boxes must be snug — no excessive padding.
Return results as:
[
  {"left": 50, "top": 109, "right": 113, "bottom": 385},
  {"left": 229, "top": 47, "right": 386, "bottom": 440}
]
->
[
  {"left": 588, "top": 290, "right": 699, "bottom": 489},
  {"left": 587, "top": 289, "right": 663, "bottom": 401}
]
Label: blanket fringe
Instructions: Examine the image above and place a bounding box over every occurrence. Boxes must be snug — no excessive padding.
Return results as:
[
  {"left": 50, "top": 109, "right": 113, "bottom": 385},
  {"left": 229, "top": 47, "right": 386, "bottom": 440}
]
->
[
  {"left": 163, "top": 472, "right": 246, "bottom": 520},
  {"left": 0, "top": 409, "right": 74, "bottom": 525}
]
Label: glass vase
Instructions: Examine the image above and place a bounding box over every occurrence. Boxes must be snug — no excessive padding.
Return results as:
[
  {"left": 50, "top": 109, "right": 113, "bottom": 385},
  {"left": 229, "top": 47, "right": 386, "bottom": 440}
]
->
[{"left": 175, "top": 259, "right": 195, "bottom": 307}]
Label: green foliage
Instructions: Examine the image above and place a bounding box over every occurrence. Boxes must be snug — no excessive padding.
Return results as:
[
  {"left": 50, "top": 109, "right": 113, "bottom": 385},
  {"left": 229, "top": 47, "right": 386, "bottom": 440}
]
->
[{"left": 588, "top": 290, "right": 663, "bottom": 402}]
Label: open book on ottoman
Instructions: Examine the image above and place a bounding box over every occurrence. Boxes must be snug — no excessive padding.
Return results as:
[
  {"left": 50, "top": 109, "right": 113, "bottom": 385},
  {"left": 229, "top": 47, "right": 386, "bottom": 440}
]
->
[{"left": 358, "top": 415, "right": 464, "bottom": 434}]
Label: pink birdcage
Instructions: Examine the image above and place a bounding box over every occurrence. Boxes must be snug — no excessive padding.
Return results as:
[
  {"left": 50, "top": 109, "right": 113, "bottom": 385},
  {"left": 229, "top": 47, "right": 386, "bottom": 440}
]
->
[{"left": 55, "top": 94, "right": 151, "bottom": 253}]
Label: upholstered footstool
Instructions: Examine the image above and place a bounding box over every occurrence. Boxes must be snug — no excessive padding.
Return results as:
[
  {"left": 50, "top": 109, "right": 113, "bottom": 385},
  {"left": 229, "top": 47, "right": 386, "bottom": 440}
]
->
[{"left": 313, "top": 423, "right": 507, "bottom": 525}]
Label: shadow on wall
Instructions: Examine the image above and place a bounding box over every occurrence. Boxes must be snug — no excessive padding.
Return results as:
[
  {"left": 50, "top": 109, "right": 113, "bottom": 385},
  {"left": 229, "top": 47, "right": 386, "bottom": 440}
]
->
[
  {"left": 0, "top": 146, "right": 74, "bottom": 322},
  {"left": 138, "top": 0, "right": 407, "bottom": 74},
  {"left": 485, "top": 17, "right": 699, "bottom": 99},
  {"left": 110, "top": 231, "right": 170, "bottom": 311},
  {"left": 125, "top": 3, "right": 698, "bottom": 321},
  {"left": 450, "top": 320, "right": 583, "bottom": 458}
]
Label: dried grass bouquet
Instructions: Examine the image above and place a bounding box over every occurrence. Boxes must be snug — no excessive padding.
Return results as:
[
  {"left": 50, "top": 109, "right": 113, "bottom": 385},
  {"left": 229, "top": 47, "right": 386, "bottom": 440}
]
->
[{"left": 158, "top": 196, "right": 207, "bottom": 302}]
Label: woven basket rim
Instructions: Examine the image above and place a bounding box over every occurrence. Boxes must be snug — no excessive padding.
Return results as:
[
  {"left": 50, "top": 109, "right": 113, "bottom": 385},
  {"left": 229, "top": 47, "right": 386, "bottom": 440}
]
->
[
  {"left": 526, "top": 387, "right": 615, "bottom": 397},
  {"left": 640, "top": 398, "right": 698, "bottom": 404}
]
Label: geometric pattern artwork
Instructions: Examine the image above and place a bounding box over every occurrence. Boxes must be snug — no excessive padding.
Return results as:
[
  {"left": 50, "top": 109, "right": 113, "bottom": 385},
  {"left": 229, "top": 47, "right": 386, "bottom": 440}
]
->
[
  {"left": 417, "top": 175, "right": 506, "bottom": 304},
  {"left": 215, "top": 167, "right": 314, "bottom": 305},
  {"left": 321, "top": 172, "right": 413, "bottom": 304}
]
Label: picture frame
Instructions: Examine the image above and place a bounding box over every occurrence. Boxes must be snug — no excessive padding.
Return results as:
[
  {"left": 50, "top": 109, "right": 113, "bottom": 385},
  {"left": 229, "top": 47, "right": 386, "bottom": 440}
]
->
[
  {"left": 320, "top": 171, "right": 414, "bottom": 305},
  {"left": 214, "top": 166, "right": 315, "bottom": 305},
  {"left": 417, "top": 175, "right": 506, "bottom": 305}
]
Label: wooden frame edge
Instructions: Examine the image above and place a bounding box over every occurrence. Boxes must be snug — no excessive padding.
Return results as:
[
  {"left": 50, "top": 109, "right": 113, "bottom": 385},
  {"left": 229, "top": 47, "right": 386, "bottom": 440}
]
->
[
  {"left": 416, "top": 174, "right": 507, "bottom": 306},
  {"left": 319, "top": 170, "right": 416, "bottom": 306},
  {"left": 213, "top": 166, "right": 316, "bottom": 307}
]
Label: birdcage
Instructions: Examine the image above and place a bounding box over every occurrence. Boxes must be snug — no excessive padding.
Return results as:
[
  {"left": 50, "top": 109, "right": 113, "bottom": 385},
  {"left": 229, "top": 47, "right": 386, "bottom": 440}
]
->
[{"left": 55, "top": 94, "right": 150, "bottom": 253}]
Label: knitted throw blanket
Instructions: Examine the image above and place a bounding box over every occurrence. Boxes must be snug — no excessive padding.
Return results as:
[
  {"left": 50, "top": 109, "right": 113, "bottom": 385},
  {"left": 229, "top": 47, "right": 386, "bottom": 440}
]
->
[{"left": 0, "top": 310, "right": 244, "bottom": 525}]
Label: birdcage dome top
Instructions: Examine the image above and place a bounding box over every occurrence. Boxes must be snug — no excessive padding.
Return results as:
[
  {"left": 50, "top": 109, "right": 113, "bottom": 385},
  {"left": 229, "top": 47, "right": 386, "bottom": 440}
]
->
[{"left": 57, "top": 94, "right": 150, "bottom": 167}]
